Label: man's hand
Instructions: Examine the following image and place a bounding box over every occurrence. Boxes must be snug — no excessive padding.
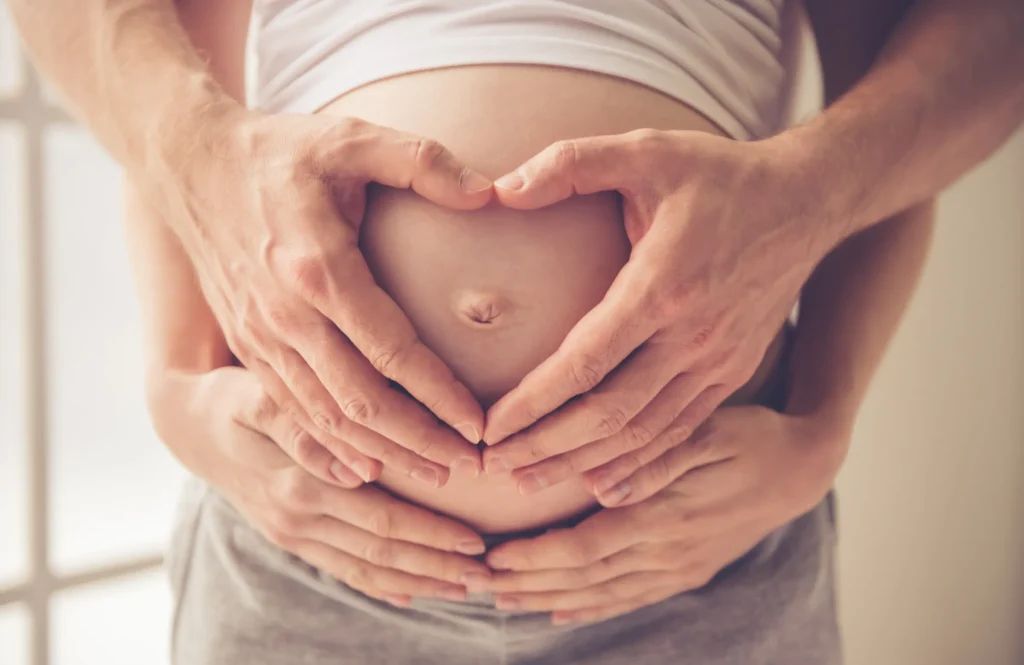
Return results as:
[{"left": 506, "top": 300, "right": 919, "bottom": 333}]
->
[
  {"left": 151, "top": 366, "right": 494, "bottom": 607},
  {"left": 481, "top": 130, "right": 833, "bottom": 499},
  {"left": 158, "top": 109, "right": 494, "bottom": 486},
  {"left": 481, "top": 405, "right": 847, "bottom": 624}
]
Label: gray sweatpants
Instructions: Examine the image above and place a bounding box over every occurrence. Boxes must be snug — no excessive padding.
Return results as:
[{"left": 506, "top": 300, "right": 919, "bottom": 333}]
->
[{"left": 167, "top": 478, "right": 840, "bottom": 665}]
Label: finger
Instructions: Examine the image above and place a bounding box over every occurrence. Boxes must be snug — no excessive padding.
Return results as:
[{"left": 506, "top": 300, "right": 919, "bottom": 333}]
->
[
  {"left": 255, "top": 353, "right": 470, "bottom": 484},
  {"left": 585, "top": 390, "right": 736, "bottom": 507},
  {"left": 486, "top": 545, "right": 675, "bottom": 594},
  {"left": 320, "top": 484, "right": 488, "bottom": 556},
  {"left": 319, "top": 120, "right": 494, "bottom": 209},
  {"left": 305, "top": 515, "right": 491, "bottom": 588},
  {"left": 483, "top": 260, "right": 663, "bottom": 445},
  {"left": 231, "top": 358, "right": 372, "bottom": 487},
  {"left": 485, "top": 508, "right": 640, "bottom": 572},
  {"left": 245, "top": 361, "right": 380, "bottom": 487},
  {"left": 502, "top": 364, "right": 708, "bottom": 491},
  {"left": 255, "top": 345, "right": 456, "bottom": 486},
  {"left": 495, "top": 570, "right": 668, "bottom": 613},
  {"left": 279, "top": 239, "right": 485, "bottom": 456},
  {"left": 291, "top": 539, "right": 469, "bottom": 602},
  {"left": 268, "top": 324, "right": 471, "bottom": 485},
  {"left": 489, "top": 343, "right": 682, "bottom": 479},
  {"left": 492, "top": 134, "right": 641, "bottom": 209}
]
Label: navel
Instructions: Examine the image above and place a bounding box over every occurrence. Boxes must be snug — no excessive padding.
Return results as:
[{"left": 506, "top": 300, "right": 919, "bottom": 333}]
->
[{"left": 452, "top": 289, "right": 511, "bottom": 328}]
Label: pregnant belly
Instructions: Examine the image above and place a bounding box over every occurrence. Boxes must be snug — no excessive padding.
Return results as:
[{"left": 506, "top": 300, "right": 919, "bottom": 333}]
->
[{"left": 319, "top": 66, "right": 776, "bottom": 533}]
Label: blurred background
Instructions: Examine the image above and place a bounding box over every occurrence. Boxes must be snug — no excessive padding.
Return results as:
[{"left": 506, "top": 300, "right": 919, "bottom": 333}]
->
[{"left": 0, "top": 2, "right": 1021, "bottom": 664}]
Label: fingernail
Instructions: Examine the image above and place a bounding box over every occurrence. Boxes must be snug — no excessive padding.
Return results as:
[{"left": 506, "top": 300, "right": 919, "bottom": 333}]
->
[
  {"left": 383, "top": 594, "right": 410, "bottom": 607},
  {"left": 441, "top": 587, "right": 468, "bottom": 602},
  {"left": 411, "top": 466, "right": 441, "bottom": 488},
  {"left": 455, "top": 540, "right": 486, "bottom": 556},
  {"left": 461, "top": 169, "right": 492, "bottom": 193},
  {"left": 460, "top": 572, "right": 491, "bottom": 592},
  {"left": 350, "top": 460, "right": 374, "bottom": 483},
  {"left": 495, "top": 596, "right": 521, "bottom": 610},
  {"left": 598, "top": 480, "right": 632, "bottom": 506},
  {"left": 517, "top": 473, "right": 548, "bottom": 495},
  {"left": 451, "top": 457, "right": 480, "bottom": 478},
  {"left": 330, "top": 461, "right": 363, "bottom": 488},
  {"left": 484, "top": 456, "right": 509, "bottom": 476},
  {"left": 494, "top": 172, "right": 524, "bottom": 191},
  {"left": 455, "top": 423, "right": 481, "bottom": 444}
]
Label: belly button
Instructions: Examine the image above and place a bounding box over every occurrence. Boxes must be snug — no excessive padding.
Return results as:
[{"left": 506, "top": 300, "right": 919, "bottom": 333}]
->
[{"left": 452, "top": 289, "right": 510, "bottom": 328}]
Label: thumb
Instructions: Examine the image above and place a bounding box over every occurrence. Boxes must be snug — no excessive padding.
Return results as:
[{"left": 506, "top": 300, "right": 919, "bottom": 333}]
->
[
  {"left": 319, "top": 120, "right": 493, "bottom": 210},
  {"left": 493, "top": 134, "right": 639, "bottom": 209}
]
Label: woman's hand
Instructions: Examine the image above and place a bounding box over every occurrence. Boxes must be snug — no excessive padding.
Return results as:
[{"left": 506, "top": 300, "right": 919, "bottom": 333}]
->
[
  {"left": 150, "top": 366, "right": 493, "bottom": 607},
  {"left": 481, "top": 405, "right": 848, "bottom": 624},
  {"left": 481, "top": 131, "right": 836, "bottom": 495},
  {"left": 160, "top": 110, "right": 494, "bottom": 486}
]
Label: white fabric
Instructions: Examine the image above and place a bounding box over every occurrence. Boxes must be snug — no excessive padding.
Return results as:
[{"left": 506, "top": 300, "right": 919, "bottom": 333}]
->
[{"left": 251, "top": 0, "right": 792, "bottom": 140}]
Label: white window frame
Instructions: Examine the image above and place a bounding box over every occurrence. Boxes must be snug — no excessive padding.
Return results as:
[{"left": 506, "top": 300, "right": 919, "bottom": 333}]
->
[{"left": 1, "top": 57, "right": 163, "bottom": 665}]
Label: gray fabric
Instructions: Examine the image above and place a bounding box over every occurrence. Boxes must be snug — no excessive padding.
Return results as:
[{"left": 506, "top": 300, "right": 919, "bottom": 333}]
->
[{"left": 167, "top": 480, "right": 841, "bottom": 664}]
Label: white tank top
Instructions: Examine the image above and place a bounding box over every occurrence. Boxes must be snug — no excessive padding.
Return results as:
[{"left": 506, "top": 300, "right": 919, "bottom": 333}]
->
[{"left": 251, "top": 0, "right": 794, "bottom": 140}]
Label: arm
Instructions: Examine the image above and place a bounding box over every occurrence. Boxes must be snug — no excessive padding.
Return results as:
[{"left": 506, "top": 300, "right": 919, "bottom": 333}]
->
[
  {"left": 10, "top": 0, "right": 492, "bottom": 476},
  {"left": 797, "top": 0, "right": 1024, "bottom": 245},
  {"left": 479, "top": 203, "right": 936, "bottom": 622},
  {"left": 478, "top": 0, "right": 1010, "bottom": 480},
  {"left": 119, "top": 0, "right": 370, "bottom": 485},
  {"left": 8, "top": 0, "right": 238, "bottom": 170}
]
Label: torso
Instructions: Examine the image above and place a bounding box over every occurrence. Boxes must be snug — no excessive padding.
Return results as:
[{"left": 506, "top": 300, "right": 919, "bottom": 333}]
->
[{"left": 320, "top": 65, "right": 782, "bottom": 533}]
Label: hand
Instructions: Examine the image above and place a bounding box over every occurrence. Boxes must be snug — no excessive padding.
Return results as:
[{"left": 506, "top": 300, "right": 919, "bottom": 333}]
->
[
  {"left": 150, "top": 366, "right": 494, "bottom": 607},
  {"left": 481, "top": 405, "right": 848, "bottom": 624},
  {"left": 481, "top": 131, "right": 837, "bottom": 498},
  {"left": 155, "top": 108, "right": 495, "bottom": 487}
]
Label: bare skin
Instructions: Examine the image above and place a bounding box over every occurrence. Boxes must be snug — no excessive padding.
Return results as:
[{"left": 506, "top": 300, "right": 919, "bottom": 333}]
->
[
  {"left": 130, "top": 2, "right": 936, "bottom": 618},
  {"left": 478, "top": 0, "right": 1024, "bottom": 497},
  {"left": 9, "top": 0, "right": 1024, "bottom": 490},
  {"left": 330, "top": 66, "right": 785, "bottom": 532}
]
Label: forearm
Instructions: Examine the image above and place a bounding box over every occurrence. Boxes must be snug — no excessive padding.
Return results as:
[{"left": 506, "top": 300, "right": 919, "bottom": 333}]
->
[
  {"left": 792, "top": 0, "right": 1023, "bottom": 246},
  {"left": 123, "top": 180, "right": 232, "bottom": 374},
  {"left": 785, "top": 203, "right": 935, "bottom": 432}
]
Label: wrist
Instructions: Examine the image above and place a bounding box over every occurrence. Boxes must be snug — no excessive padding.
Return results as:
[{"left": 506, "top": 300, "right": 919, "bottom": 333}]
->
[{"left": 144, "top": 70, "right": 246, "bottom": 177}]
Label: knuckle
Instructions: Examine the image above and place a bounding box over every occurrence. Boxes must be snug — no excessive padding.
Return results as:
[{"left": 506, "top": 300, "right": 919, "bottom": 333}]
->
[
  {"left": 263, "top": 508, "right": 301, "bottom": 544},
  {"left": 628, "top": 128, "right": 663, "bottom": 148},
  {"left": 361, "top": 539, "right": 395, "bottom": 567},
  {"left": 550, "top": 139, "right": 580, "bottom": 171},
  {"left": 273, "top": 467, "right": 317, "bottom": 509},
  {"left": 264, "top": 302, "right": 297, "bottom": 333},
  {"left": 364, "top": 508, "right": 394, "bottom": 539},
  {"left": 290, "top": 429, "right": 320, "bottom": 462},
  {"left": 283, "top": 253, "right": 331, "bottom": 303},
  {"left": 247, "top": 390, "right": 280, "bottom": 427},
  {"left": 566, "top": 355, "right": 604, "bottom": 393},
  {"left": 343, "top": 564, "right": 373, "bottom": 592},
  {"left": 590, "top": 401, "right": 631, "bottom": 438},
  {"left": 337, "top": 116, "right": 368, "bottom": 135},
  {"left": 366, "top": 342, "right": 406, "bottom": 379},
  {"left": 643, "top": 283, "right": 686, "bottom": 324},
  {"left": 689, "top": 323, "right": 718, "bottom": 351},
  {"left": 647, "top": 455, "right": 673, "bottom": 486},
  {"left": 339, "top": 394, "right": 379, "bottom": 425},
  {"left": 310, "top": 409, "right": 345, "bottom": 436},
  {"left": 411, "top": 137, "right": 448, "bottom": 170},
  {"left": 618, "top": 420, "right": 656, "bottom": 451}
]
